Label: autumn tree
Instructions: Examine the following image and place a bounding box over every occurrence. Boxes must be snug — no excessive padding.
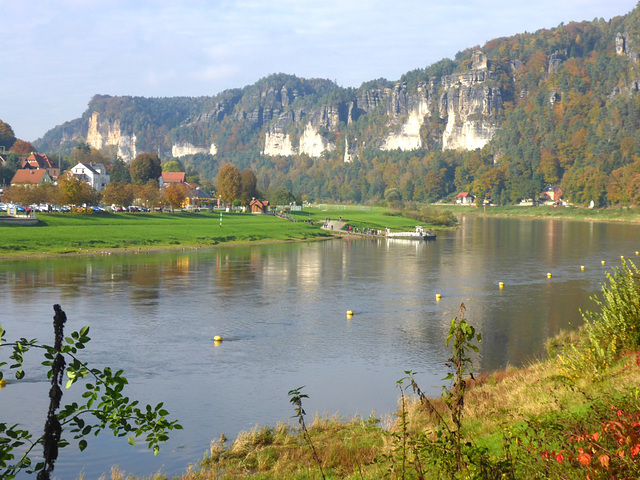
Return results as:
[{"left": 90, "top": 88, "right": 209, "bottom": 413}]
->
[
  {"left": 130, "top": 153, "right": 162, "bottom": 185},
  {"left": 239, "top": 168, "right": 258, "bottom": 204},
  {"left": 56, "top": 172, "right": 101, "bottom": 207},
  {"left": 101, "top": 182, "right": 135, "bottom": 208},
  {"left": 217, "top": 164, "right": 240, "bottom": 204},
  {"left": 9, "top": 139, "right": 35, "bottom": 155},
  {"left": 0, "top": 120, "right": 16, "bottom": 150},
  {"left": 3, "top": 185, "right": 36, "bottom": 205},
  {"left": 135, "top": 180, "right": 162, "bottom": 209},
  {"left": 163, "top": 183, "right": 188, "bottom": 210}
]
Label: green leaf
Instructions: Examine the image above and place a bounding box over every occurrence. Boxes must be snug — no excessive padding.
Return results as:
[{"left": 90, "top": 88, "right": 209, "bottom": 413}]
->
[
  {"left": 128, "top": 437, "right": 136, "bottom": 446},
  {"left": 78, "top": 439, "right": 87, "bottom": 451}
]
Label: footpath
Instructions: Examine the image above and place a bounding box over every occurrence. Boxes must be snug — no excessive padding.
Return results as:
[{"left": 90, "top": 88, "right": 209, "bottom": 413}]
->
[{"left": 320, "top": 220, "right": 346, "bottom": 232}]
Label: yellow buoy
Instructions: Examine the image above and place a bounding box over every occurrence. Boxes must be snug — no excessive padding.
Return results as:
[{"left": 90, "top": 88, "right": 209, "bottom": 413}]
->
[
  {"left": 213, "top": 335, "right": 223, "bottom": 343},
  {"left": 498, "top": 282, "right": 504, "bottom": 288},
  {"left": 621, "top": 255, "right": 625, "bottom": 260},
  {"left": 0, "top": 379, "right": 6, "bottom": 388},
  {"left": 547, "top": 273, "right": 552, "bottom": 278},
  {"left": 580, "top": 265, "right": 585, "bottom": 271},
  {"left": 346, "top": 310, "right": 354, "bottom": 317},
  {"left": 436, "top": 293, "right": 442, "bottom": 300},
  {"left": 601, "top": 260, "right": 606, "bottom": 265}
]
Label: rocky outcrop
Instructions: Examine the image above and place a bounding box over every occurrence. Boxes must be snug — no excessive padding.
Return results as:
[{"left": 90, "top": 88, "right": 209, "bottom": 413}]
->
[
  {"left": 38, "top": 62, "right": 504, "bottom": 160},
  {"left": 172, "top": 142, "right": 217, "bottom": 158},
  {"left": 86, "top": 111, "right": 138, "bottom": 161},
  {"left": 263, "top": 131, "right": 295, "bottom": 156},
  {"left": 440, "top": 51, "right": 502, "bottom": 151},
  {"left": 381, "top": 82, "right": 432, "bottom": 151},
  {"left": 299, "top": 123, "right": 335, "bottom": 157}
]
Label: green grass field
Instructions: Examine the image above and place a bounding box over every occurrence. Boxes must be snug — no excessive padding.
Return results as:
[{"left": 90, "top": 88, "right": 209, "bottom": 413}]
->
[
  {"left": 0, "top": 211, "right": 333, "bottom": 257},
  {"left": 0, "top": 206, "right": 454, "bottom": 258}
]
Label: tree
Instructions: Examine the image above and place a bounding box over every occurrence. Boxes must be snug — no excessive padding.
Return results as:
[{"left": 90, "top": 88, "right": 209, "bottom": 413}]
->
[
  {"left": 217, "top": 164, "right": 240, "bottom": 204},
  {"left": 56, "top": 172, "right": 101, "bottom": 207},
  {"left": 109, "top": 158, "right": 132, "bottom": 184},
  {"left": 9, "top": 140, "right": 35, "bottom": 155},
  {"left": 130, "top": 153, "right": 162, "bottom": 186},
  {"left": 0, "top": 120, "right": 16, "bottom": 150},
  {"left": 101, "top": 182, "right": 134, "bottom": 208},
  {"left": 70, "top": 142, "right": 109, "bottom": 166},
  {"left": 135, "top": 180, "right": 162, "bottom": 209},
  {"left": 0, "top": 305, "right": 181, "bottom": 479},
  {"left": 162, "top": 159, "right": 184, "bottom": 172},
  {"left": 239, "top": 168, "right": 258, "bottom": 204},
  {"left": 163, "top": 183, "right": 188, "bottom": 210},
  {"left": 268, "top": 187, "right": 296, "bottom": 206}
]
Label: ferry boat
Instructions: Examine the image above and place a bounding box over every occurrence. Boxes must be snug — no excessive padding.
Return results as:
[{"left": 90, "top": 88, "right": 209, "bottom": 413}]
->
[{"left": 386, "top": 226, "right": 436, "bottom": 241}]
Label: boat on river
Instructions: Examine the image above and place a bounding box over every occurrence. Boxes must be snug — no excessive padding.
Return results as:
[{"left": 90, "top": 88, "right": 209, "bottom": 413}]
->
[{"left": 386, "top": 226, "right": 436, "bottom": 241}]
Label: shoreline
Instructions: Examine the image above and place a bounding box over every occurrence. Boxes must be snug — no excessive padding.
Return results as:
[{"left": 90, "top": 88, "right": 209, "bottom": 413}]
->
[{"left": 0, "top": 235, "right": 337, "bottom": 262}]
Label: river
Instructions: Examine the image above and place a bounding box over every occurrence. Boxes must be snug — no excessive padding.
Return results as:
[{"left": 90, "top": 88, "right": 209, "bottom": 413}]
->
[{"left": 1, "top": 215, "right": 639, "bottom": 479}]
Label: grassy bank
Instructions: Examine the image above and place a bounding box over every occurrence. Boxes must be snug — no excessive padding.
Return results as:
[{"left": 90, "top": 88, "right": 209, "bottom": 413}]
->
[
  {"left": 437, "top": 203, "right": 640, "bottom": 223},
  {"left": 0, "top": 211, "right": 333, "bottom": 258},
  {"left": 0, "top": 206, "right": 454, "bottom": 258}
]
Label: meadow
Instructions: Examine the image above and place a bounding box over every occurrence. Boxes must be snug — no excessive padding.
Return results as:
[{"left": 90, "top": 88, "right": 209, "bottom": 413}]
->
[{"left": 0, "top": 206, "right": 453, "bottom": 258}]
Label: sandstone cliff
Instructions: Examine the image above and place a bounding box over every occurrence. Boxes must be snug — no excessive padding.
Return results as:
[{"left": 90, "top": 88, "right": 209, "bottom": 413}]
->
[{"left": 36, "top": 55, "right": 504, "bottom": 163}]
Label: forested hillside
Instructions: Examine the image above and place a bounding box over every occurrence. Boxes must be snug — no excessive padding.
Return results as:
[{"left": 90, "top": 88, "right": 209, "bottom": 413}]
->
[{"left": 33, "top": 3, "right": 640, "bottom": 206}]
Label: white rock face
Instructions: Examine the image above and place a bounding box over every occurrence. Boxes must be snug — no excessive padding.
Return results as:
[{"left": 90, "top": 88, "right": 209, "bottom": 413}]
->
[
  {"left": 86, "top": 111, "right": 137, "bottom": 161},
  {"left": 443, "top": 121, "right": 496, "bottom": 150},
  {"left": 381, "top": 109, "right": 425, "bottom": 151},
  {"left": 263, "top": 132, "right": 295, "bottom": 156},
  {"left": 87, "top": 112, "right": 121, "bottom": 150},
  {"left": 172, "top": 142, "right": 217, "bottom": 157},
  {"left": 441, "top": 69, "right": 500, "bottom": 151},
  {"left": 298, "top": 123, "right": 335, "bottom": 157},
  {"left": 117, "top": 135, "right": 137, "bottom": 162}
]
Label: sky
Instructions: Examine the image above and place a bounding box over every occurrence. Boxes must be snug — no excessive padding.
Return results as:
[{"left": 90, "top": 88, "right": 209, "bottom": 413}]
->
[{"left": 1, "top": 0, "right": 638, "bottom": 142}]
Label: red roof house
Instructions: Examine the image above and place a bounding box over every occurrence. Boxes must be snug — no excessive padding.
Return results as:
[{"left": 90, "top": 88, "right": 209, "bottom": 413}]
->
[
  {"left": 21, "top": 153, "right": 59, "bottom": 180},
  {"left": 10, "top": 169, "right": 53, "bottom": 186},
  {"left": 250, "top": 199, "right": 269, "bottom": 214},
  {"left": 455, "top": 192, "right": 475, "bottom": 204},
  {"left": 159, "top": 172, "right": 186, "bottom": 188}
]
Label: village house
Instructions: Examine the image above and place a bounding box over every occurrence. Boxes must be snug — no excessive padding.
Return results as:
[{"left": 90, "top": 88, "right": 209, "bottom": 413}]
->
[
  {"left": 455, "top": 192, "right": 475, "bottom": 204},
  {"left": 540, "top": 185, "right": 563, "bottom": 203},
  {"left": 21, "top": 152, "right": 59, "bottom": 180},
  {"left": 159, "top": 172, "right": 186, "bottom": 188},
  {"left": 10, "top": 169, "right": 54, "bottom": 186},
  {"left": 69, "top": 163, "right": 110, "bottom": 192},
  {"left": 250, "top": 199, "right": 270, "bottom": 214}
]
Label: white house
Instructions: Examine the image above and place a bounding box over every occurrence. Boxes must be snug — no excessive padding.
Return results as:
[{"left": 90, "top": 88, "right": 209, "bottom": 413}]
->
[{"left": 69, "top": 163, "right": 110, "bottom": 192}]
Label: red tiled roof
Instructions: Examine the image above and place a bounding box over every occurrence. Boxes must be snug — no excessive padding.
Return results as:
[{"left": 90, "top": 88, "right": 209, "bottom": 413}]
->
[
  {"left": 161, "top": 172, "right": 186, "bottom": 183},
  {"left": 456, "top": 192, "right": 470, "bottom": 198},
  {"left": 22, "top": 153, "right": 54, "bottom": 170},
  {"left": 11, "top": 169, "right": 49, "bottom": 184}
]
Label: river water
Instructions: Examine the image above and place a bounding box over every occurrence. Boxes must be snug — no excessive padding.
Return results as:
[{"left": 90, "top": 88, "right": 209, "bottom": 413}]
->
[{"left": 2, "top": 215, "right": 639, "bottom": 478}]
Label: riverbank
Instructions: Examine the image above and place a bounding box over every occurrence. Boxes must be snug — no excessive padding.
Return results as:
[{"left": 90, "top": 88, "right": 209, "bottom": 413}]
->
[
  {"left": 0, "top": 211, "right": 335, "bottom": 259},
  {"left": 0, "top": 207, "right": 450, "bottom": 260},
  {"left": 436, "top": 203, "right": 640, "bottom": 223}
]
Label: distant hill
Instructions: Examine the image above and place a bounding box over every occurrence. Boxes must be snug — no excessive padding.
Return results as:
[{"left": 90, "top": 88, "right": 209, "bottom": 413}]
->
[{"left": 35, "top": 4, "right": 640, "bottom": 206}]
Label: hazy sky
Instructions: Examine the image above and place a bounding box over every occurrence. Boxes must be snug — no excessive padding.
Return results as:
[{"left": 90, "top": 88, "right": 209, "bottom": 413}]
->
[{"left": 2, "top": 0, "right": 638, "bottom": 141}]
